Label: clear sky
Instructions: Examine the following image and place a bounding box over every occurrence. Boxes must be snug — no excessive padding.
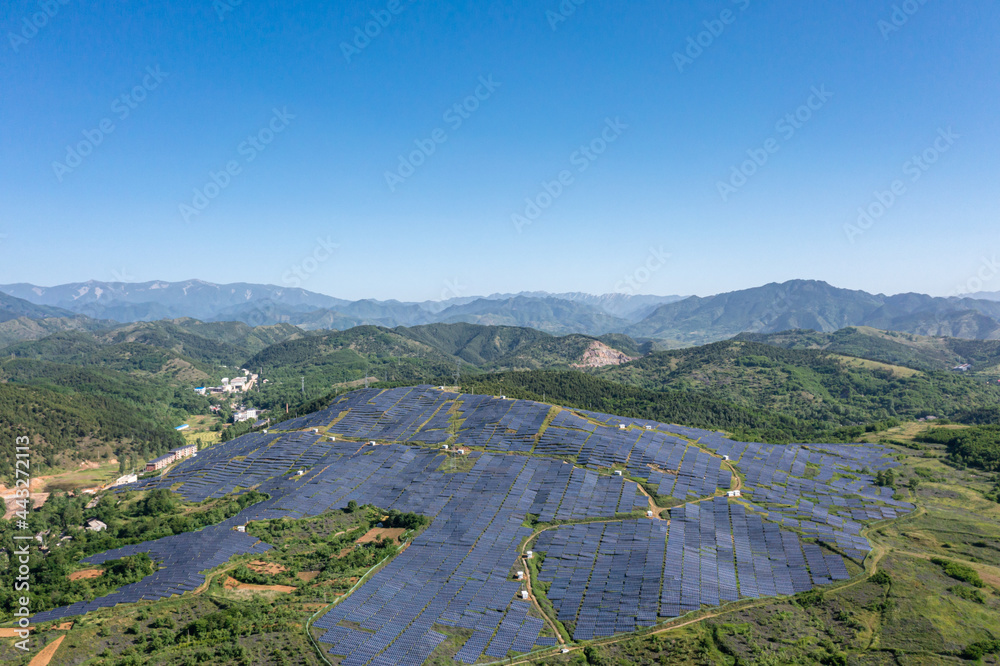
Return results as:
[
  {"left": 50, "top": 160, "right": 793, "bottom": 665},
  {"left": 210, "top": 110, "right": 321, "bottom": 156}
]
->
[{"left": 2, "top": 0, "right": 998, "bottom": 301}]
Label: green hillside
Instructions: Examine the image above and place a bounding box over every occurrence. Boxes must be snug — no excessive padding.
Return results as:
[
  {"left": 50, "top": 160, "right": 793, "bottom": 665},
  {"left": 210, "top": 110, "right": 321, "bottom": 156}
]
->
[
  {"left": 593, "top": 340, "right": 1000, "bottom": 429},
  {"left": 0, "top": 315, "right": 110, "bottom": 349},
  {"left": 2, "top": 332, "right": 225, "bottom": 384},
  {"left": 93, "top": 320, "right": 306, "bottom": 367},
  {"left": 736, "top": 326, "right": 1000, "bottom": 374},
  {"left": 240, "top": 324, "right": 650, "bottom": 408},
  {"left": 436, "top": 296, "right": 631, "bottom": 335},
  {"left": 0, "top": 291, "right": 78, "bottom": 322},
  {"left": 242, "top": 326, "right": 460, "bottom": 409},
  {"left": 394, "top": 322, "right": 552, "bottom": 365},
  {"left": 394, "top": 322, "right": 644, "bottom": 369},
  {"left": 0, "top": 366, "right": 200, "bottom": 482}
]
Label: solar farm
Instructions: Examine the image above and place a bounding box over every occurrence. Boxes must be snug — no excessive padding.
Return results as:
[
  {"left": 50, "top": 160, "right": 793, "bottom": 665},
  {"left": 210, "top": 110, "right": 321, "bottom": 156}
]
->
[{"left": 31, "top": 385, "right": 912, "bottom": 664}]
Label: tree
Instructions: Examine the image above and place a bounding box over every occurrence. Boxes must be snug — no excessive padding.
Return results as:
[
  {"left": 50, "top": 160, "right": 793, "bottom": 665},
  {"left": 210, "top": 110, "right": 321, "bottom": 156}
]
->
[{"left": 346, "top": 500, "right": 359, "bottom": 514}]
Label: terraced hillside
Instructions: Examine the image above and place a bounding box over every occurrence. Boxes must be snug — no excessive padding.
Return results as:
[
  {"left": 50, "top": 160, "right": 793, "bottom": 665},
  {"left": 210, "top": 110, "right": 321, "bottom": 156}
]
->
[{"left": 10, "top": 386, "right": 919, "bottom": 665}]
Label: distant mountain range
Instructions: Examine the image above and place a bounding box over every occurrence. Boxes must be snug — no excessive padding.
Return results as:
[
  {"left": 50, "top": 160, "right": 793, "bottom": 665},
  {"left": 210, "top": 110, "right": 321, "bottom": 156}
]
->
[
  {"left": 624, "top": 280, "right": 1000, "bottom": 344},
  {"left": 3, "top": 278, "right": 1000, "bottom": 344},
  {"left": 0, "top": 280, "right": 683, "bottom": 334}
]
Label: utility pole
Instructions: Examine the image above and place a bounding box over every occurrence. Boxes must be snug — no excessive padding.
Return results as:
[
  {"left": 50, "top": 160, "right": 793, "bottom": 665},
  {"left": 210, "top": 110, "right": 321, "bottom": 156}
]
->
[
  {"left": 301, "top": 376, "right": 305, "bottom": 398},
  {"left": 455, "top": 360, "right": 460, "bottom": 387}
]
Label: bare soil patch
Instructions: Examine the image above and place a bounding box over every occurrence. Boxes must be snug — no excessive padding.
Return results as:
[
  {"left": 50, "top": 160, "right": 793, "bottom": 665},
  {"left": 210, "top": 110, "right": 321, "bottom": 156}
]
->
[
  {"left": 0, "top": 628, "right": 32, "bottom": 637},
  {"left": 68, "top": 569, "right": 103, "bottom": 581},
  {"left": 356, "top": 527, "right": 405, "bottom": 544},
  {"left": 28, "top": 634, "right": 65, "bottom": 666},
  {"left": 222, "top": 576, "right": 296, "bottom": 594},
  {"left": 247, "top": 560, "right": 287, "bottom": 575}
]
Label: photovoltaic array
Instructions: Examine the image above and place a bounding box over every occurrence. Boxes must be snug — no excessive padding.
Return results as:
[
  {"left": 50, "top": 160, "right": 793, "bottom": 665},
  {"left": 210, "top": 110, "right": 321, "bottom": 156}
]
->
[{"left": 33, "top": 386, "right": 910, "bottom": 664}]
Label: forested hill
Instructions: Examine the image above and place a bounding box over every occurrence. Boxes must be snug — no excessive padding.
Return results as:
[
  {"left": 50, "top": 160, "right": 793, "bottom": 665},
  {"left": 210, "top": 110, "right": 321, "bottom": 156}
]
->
[
  {"left": 735, "top": 327, "right": 1000, "bottom": 374},
  {"left": 466, "top": 365, "right": 1000, "bottom": 445},
  {"left": 591, "top": 339, "right": 1000, "bottom": 430},
  {"left": 463, "top": 370, "right": 878, "bottom": 444},
  {"left": 0, "top": 368, "right": 197, "bottom": 482}
]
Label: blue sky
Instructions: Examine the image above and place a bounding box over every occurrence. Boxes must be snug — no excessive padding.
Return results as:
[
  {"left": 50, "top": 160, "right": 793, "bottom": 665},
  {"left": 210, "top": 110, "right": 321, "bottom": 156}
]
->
[{"left": 1, "top": 0, "right": 998, "bottom": 301}]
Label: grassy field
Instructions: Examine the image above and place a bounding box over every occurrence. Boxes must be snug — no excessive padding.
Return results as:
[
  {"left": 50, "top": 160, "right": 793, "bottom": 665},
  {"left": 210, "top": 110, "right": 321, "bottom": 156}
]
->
[
  {"left": 35, "top": 461, "right": 122, "bottom": 493},
  {"left": 179, "top": 414, "right": 225, "bottom": 448}
]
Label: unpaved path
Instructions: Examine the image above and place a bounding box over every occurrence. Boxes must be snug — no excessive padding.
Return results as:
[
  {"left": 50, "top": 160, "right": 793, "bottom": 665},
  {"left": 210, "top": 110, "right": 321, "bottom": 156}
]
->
[{"left": 28, "top": 635, "right": 65, "bottom": 666}]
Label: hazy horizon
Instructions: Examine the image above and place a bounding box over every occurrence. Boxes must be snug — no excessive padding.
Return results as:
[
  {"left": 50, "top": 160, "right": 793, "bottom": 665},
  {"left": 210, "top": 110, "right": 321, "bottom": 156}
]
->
[{"left": 4, "top": 276, "right": 999, "bottom": 305}]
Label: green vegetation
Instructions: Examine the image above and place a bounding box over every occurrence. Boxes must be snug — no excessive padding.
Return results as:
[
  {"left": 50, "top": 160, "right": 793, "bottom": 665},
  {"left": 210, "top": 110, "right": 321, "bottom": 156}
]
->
[
  {"left": 596, "top": 340, "right": 1000, "bottom": 431},
  {"left": 738, "top": 326, "right": 1000, "bottom": 374},
  {"left": 464, "top": 370, "right": 927, "bottom": 444},
  {"left": 242, "top": 506, "right": 427, "bottom": 592},
  {"left": 241, "top": 326, "right": 460, "bottom": 410},
  {"left": 950, "top": 585, "right": 986, "bottom": 604},
  {"left": 380, "top": 508, "right": 430, "bottom": 530},
  {"left": 0, "top": 489, "right": 268, "bottom": 620},
  {"left": 929, "top": 557, "right": 985, "bottom": 587},
  {"left": 874, "top": 468, "right": 896, "bottom": 488},
  {"left": 917, "top": 425, "right": 1000, "bottom": 472},
  {"left": 10, "top": 594, "right": 323, "bottom": 666},
  {"left": 962, "top": 639, "right": 1000, "bottom": 661},
  {"left": 0, "top": 376, "right": 193, "bottom": 482}
]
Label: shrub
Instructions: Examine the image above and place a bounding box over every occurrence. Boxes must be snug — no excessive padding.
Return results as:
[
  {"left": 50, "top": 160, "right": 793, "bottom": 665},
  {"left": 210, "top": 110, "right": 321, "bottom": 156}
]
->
[
  {"left": 950, "top": 585, "right": 986, "bottom": 604},
  {"left": 870, "top": 570, "right": 892, "bottom": 586},
  {"left": 931, "top": 558, "right": 984, "bottom": 587}
]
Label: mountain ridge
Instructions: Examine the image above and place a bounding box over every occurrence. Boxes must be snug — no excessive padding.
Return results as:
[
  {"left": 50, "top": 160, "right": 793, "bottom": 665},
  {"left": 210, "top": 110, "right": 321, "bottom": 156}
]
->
[{"left": 5, "top": 279, "right": 1000, "bottom": 342}]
